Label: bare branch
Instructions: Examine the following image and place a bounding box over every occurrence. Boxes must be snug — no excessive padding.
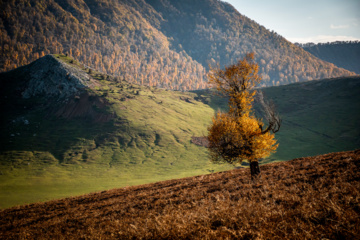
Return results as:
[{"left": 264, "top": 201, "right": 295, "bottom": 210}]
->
[{"left": 256, "top": 90, "right": 281, "bottom": 134}]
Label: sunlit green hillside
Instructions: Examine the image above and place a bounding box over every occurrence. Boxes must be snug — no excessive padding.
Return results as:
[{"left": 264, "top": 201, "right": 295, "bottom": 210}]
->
[{"left": 0, "top": 54, "right": 231, "bottom": 208}]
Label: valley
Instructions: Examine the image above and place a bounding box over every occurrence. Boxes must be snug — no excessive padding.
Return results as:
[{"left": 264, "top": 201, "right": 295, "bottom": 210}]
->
[{"left": 0, "top": 54, "right": 359, "bottom": 208}]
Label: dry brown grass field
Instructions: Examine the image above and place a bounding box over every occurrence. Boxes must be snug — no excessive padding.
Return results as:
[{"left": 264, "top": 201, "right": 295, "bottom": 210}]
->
[{"left": 1, "top": 149, "right": 360, "bottom": 239}]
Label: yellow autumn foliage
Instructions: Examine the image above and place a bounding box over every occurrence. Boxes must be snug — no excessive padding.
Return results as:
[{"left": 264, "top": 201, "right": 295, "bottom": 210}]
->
[
  {"left": 207, "top": 53, "right": 278, "bottom": 165},
  {"left": 208, "top": 112, "right": 277, "bottom": 164}
]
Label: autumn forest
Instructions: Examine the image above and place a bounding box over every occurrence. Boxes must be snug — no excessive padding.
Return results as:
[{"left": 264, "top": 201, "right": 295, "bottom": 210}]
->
[{"left": 0, "top": 0, "right": 356, "bottom": 91}]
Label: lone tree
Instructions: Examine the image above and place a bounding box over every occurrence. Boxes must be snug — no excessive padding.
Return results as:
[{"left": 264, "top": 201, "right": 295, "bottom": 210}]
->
[{"left": 207, "top": 53, "right": 281, "bottom": 178}]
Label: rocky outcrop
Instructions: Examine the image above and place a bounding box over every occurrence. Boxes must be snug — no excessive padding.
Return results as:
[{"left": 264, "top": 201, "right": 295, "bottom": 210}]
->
[{"left": 22, "top": 55, "right": 94, "bottom": 100}]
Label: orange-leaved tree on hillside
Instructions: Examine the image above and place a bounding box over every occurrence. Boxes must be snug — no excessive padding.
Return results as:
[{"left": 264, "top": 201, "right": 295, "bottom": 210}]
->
[{"left": 207, "top": 53, "right": 281, "bottom": 178}]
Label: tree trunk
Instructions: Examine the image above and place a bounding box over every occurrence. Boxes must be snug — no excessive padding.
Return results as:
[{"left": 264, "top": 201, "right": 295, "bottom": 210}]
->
[{"left": 250, "top": 161, "right": 260, "bottom": 178}]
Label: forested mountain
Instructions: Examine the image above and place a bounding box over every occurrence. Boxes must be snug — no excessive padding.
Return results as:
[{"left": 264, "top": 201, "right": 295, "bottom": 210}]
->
[
  {"left": 1, "top": 0, "right": 207, "bottom": 90},
  {"left": 145, "top": 0, "right": 356, "bottom": 85},
  {"left": 298, "top": 41, "right": 360, "bottom": 74},
  {"left": 0, "top": 0, "right": 356, "bottom": 90}
]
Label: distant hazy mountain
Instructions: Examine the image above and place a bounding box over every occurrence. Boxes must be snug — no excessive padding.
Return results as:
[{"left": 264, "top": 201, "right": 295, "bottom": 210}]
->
[
  {"left": 0, "top": 0, "right": 356, "bottom": 90},
  {"left": 298, "top": 41, "right": 360, "bottom": 74}
]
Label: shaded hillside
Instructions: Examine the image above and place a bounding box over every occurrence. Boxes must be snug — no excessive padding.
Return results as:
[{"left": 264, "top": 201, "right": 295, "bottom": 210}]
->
[
  {"left": 262, "top": 76, "right": 360, "bottom": 161},
  {"left": 195, "top": 76, "right": 360, "bottom": 162},
  {"left": 1, "top": 150, "right": 359, "bottom": 239},
  {"left": 0, "top": 0, "right": 355, "bottom": 89},
  {"left": 299, "top": 41, "right": 360, "bottom": 74}
]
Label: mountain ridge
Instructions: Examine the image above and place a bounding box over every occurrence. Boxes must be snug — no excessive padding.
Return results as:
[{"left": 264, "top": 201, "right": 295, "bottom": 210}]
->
[{"left": 299, "top": 41, "right": 360, "bottom": 74}]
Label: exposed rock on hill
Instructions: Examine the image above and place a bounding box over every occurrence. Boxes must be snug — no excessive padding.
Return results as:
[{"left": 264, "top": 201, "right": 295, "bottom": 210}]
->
[
  {"left": 0, "top": 54, "right": 114, "bottom": 124},
  {"left": 21, "top": 55, "right": 95, "bottom": 100}
]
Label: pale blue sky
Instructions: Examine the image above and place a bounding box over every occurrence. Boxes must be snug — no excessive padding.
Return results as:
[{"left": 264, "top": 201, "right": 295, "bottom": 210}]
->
[{"left": 223, "top": 0, "right": 360, "bottom": 43}]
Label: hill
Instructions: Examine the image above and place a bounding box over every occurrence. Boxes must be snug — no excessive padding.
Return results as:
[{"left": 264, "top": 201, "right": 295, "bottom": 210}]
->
[
  {"left": 1, "top": 55, "right": 359, "bottom": 208},
  {"left": 260, "top": 76, "right": 360, "bottom": 161},
  {"left": 299, "top": 41, "right": 360, "bottom": 74},
  {"left": 0, "top": 0, "right": 356, "bottom": 90},
  {"left": 1, "top": 149, "right": 359, "bottom": 239},
  {"left": 0, "top": 54, "right": 231, "bottom": 208}
]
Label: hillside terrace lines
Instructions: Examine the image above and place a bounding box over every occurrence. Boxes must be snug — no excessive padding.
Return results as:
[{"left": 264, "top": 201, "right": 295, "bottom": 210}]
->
[{"left": 1, "top": 149, "right": 359, "bottom": 239}]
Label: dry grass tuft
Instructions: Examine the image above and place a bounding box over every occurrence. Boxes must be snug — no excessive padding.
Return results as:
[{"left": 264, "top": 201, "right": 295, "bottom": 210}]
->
[{"left": 1, "top": 150, "right": 360, "bottom": 239}]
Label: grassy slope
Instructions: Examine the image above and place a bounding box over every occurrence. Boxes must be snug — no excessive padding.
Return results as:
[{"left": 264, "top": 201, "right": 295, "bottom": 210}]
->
[
  {"left": 0, "top": 55, "right": 359, "bottom": 208},
  {"left": 0, "top": 55, "right": 231, "bottom": 208},
  {"left": 1, "top": 149, "right": 359, "bottom": 239}
]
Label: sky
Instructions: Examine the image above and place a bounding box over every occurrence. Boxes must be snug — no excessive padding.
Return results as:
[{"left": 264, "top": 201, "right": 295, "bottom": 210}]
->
[{"left": 222, "top": 0, "right": 360, "bottom": 43}]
